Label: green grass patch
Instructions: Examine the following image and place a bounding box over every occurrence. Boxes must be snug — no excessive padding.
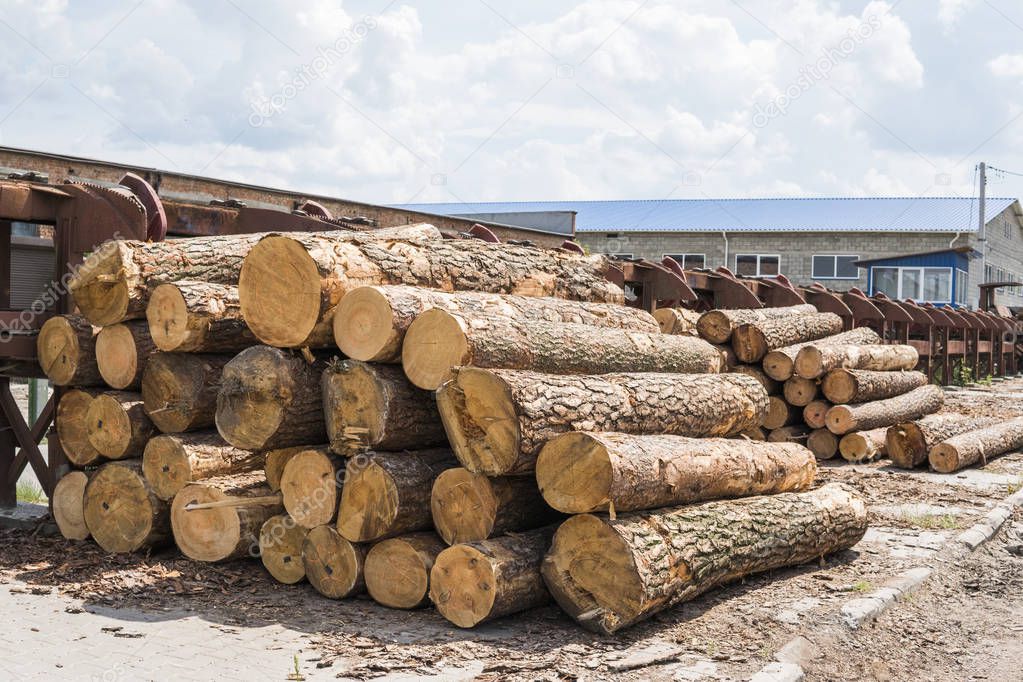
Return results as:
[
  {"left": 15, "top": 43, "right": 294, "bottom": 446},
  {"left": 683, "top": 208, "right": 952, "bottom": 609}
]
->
[
  {"left": 901, "top": 512, "right": 959, "bottom": 530},
  {"left": 16, "top": 480, "right": 46, "bottom": 504},
  {"left": 852, "top": 580, "right": 873, "bottom": 593}
]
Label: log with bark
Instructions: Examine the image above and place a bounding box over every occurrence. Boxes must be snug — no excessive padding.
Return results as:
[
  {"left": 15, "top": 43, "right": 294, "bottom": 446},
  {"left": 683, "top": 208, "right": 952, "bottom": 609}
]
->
[
  {"left": 803, "top": 400, "right": 833, "bottom": 429},
  {"left": 95, "top": 321, "right": 157, "bottom": 390},
  {"left": 216, "top": 346, "right": 327, "bottom": 450},
  {"left": 334, "top": 284, "right": 658, "bottom": 363},
  {"left": 767, "top": 425, "right": 812, "bottom": 443},
  {"left": 303, "top": 525, "right": 367, "bottom": 599},
  {"left": 821, "top": 369, "right": 928, "bottom": 405},
  {"left": 696, "top": 304, "right": 817, "bottom": 344},
  {"left": 238, "top": 226, "right": 623, "bottom": 348},
  {"left": 732, "top": 313, "right": 844, "bottom": 363},
  {"left": 762, "top": 396, "right": 802, "bottom": 430},
  {"left": 929, "top": 416, "right": 1023, "bottom": 473},
  {"left": 825, "top": 385, "right": 944, "bottom": 435},
  {"left": 364, "top": 532, "right": 447, "bottom": 609},
  {"left": 762, "top": 327, "right": 881, "bottom": 381},
  {"left": 807, "top": 428, "right": 839, "bottom": 459},
  {"left": 783, "top": 376, "right": 818, "bottom": 407},
  {"left": 436, "top": 369, "right": 769, "bottom": 476},
  {"left": 535, "top": 432, "right": 816, "bottom": 514},
  {"left": 57, "top": 389, "right": 102, "bottom": 466},
  {"left": 886, "top": 414, "right": 1000, "bottom": 469},
  {"left": 142, "top": 431, "right": 263, "bottom": 501},
  {"left": 653, "top": 307, "right": 701, "bottom": 335},
  {"left": 278, "top": 447, "right": 343, "bottom": 529},
  {"left": 86, "top": 391, "right": 158, "bottom": 459},
  {"left": 336, "top": 449, "right": 456, "bottom": 543},
  {"left": 170, "top": 473, "right": 283, "bottom": 562},
  {"left": 429, "top": 526, "right": 555, "bottom": 628},
  {"left": 838, "top": 428, "right": 888, "bottom": 463},
  {"left": 402, "top": 309, "right": 721, "bottom": 390},
  {"left": 715, "top": 344, "right": 738, "bottom": 371},
  {"left": 141, "top": 353, "right": 231, "bottom": 433},
  {"left": 430, "top": 467, "right": 559, "bottom": 545},
  {"left": 259, "top": 514, "right": 309, "bottom": 584},
  {"left": 739, "top": 426, "right": 767, "bottom": 441},
  {"left": 795, "top": 340, "right": 917, "bottom": 380},
  {"left": 37, "top": 315, "right": 102, "bottom": 386},
  {"left": 322, "top": 360, "right": 445, "bottom": 456},
  {"left": 733, "top": 365, "right": 780, "bottom": 396},
  {"left": 264, "top": 445, "right": 312, "bottom": 493},
  {"left": 83, "top": 460, "right": 170, "bottom": 553},
  {"left": 541, "top": 483, "right": 867, "bottom": 633},
  {"left": 147, "top": 280, "right": 258, "bottom": 353},
  {"left": 52, "top": 470, "right": 92, "bottom": 540}
]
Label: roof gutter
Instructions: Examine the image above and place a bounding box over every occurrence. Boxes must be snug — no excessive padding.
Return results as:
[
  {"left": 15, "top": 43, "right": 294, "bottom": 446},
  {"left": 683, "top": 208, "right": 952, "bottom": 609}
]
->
[{"left": 949, "top": 231, "right": 961, "bottom": 248}]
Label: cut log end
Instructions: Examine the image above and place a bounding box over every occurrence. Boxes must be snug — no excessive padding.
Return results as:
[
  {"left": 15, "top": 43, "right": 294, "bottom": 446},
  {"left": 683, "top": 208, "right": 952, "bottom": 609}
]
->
[
  {"left": 534, "top": 432, "right": 613, "bottom": 514},
  {"left": 324, "top": 361, "right": 387, "bottom": 449},
  {"left": 53, "top": 471, "right": 90, "bottom": 540},
  {"left": 886, "top": 423, "right": 925, "bottom": 469},
  {"left": 820, "top": 369, "right": 858, "bottom": 405},
  {"left": 335, "top": 459, "right": 399, "bottom": 542},
  {"left": 430, "top": 468, "right": 505, "bottom": 544},
  {"left": 763, "top": 396, "right": 798, "bottom": 430},
  {"left": 303, "top": 525, "right": 365, "bottom": 599},
  {"left": 68, "top": 245, "right": 130, "bottom": 326},
  {"left": 83, "top": 463, "right": 162, "bottom": 553},
  {"left": 58, "top": 389, "right": 101, "bottom": 466},
  {"left": 825, "top": 405, "right": 855, "bottom": 435},
  {"left": 38, "top": 316, "right": 86, "bottom": 385},
  {"left": 95, "top": 324, "right": 141, "bottom": 389},
  {"left": 807, "top": 428, "right": 839, "bottom": 460},
  {"left": 793, "top": 346, "right": 824, "bottom": 379},
  {"left": 401, "top": 308, "right": 470, "bottom": 390},
  {"left": 170, "top": 483, "right": 246, "bottom": 562},
  {"left": 429, "top": 544, "right": 500, "bottom": 627},
  {"left": 364, "top": 535, "right": 444, "bottom": 609},
  {"left": 783, "top": 377, "right": 817, "bottom": 407},
  {"left": 280, "top": 449, "right": 340, "bottom": 529},
  {"left": 146, "top": 283, "right": 193, "bottom": 352},
  {"left": 762, "top": 350, "right": 795, "bottom": 382},
  {"left": 803, "top": 400, "right": 832, "bottom": 430},
  {"left": 333, "top": 285, "right": 400, "bottom": 362},
  {"left": 143, "top": 435, "right": 192, "bottom": 500},
  {"left": 238, "top": 235, "right": 323, "bottom": 348},
  {"left": 435, "top": 368, "right": 520, "bottom": 476},
  {"left": 695, "top": 310, "right": 733, "bottom": 344},
  {"left": 259, "top": 514, "right": 309, "bottom": 584},
  {"left": 732, "top": 325, "right": 768, "bottom": 364},
  {"left": 928, "top": 443, "right": 961, "bottom": 474},
  {"left": 86, "top": 394, "right": 137, "bottom": 459}
]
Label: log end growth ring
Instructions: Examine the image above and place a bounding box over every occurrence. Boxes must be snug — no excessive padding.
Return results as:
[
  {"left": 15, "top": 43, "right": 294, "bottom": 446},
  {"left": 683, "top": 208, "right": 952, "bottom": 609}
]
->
[
  {"left": 336, "top": 459, "right": 398, "bottom": 542},
  {"left": 435, "top": 368, "right": 521, "bottom": 476},
  {"left": 430, "top": 468, "right": 499, "bottom": 544},
  {"left": 429, "top": 544, "right": 499, "bottom": 627},
  {"left": 86, "top": 394, "right": 133, "bottom": 458},
  {"left": 53, "top": 471, "right": 90, "bottom": 540},
  {"left": 83, "top": 464, "right": 155, "bottom": 553},
  {"left": 37, "top": 316, "right": 82, "bottom": 385},
  {"left": 95, "top": 324, "right": 140, "bottom": 389},
  {"left": 280, "top": 449, "right": 340, "bottom": 529},
  {"left": 333, "top": 286, "right": 399, "bottom": 362},
  {"left": 142, "top": 435, "right": 191, "bottom": 500},
  {"left": 68, "top": 243, "right": 131, "bottom": 326},
  {"left": 147, "top": 283, "right": 191, "bottom": 351},
  {"left": 170, "top": 483, "right": 243, "bottom": 562},
  {"left": 303, "top": 525, "right": 363, "bottom": 599},
  {"left": 259, "top": 514, "right": 308, "bottom": 584},
  {"left": 535, "top": 432, "right": 613, "bottom": 514},
  {"left": 239, "top": 235, "right": 323, "bottom": 348},
  {"left": 215, "top": 346, "right": 290, "bottom": 450},
  {"left": 365, "top": 538, "right": 430, "bottom": 608},
  {"left": 402, "top": 309, "right": 470, "bottom": 390}
]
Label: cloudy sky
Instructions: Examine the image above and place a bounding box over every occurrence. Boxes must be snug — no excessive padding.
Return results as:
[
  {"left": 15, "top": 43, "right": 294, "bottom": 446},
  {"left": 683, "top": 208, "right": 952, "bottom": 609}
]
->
[{"left": 1, "top": 0, "right": 1022, "bottom": 206}]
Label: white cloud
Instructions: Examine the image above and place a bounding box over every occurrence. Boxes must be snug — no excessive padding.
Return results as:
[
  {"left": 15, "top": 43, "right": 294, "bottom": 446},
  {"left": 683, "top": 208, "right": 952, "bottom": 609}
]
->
[
  {"left": 989, "top": 53, "right": 1023, "bottom": 79},
  {"left": 938, "top": 0, "right": 977, "bottom": 29}
]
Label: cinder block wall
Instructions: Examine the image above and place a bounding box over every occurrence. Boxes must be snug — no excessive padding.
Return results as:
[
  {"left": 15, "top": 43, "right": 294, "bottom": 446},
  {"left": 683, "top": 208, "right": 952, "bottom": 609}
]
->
[{"left": 969, "top": 205, "right": 1023, "bottom": 307}]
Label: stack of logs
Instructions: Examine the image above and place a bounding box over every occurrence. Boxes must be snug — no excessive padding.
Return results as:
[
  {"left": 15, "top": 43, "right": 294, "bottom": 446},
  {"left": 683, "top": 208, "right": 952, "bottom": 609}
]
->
[{"left": 41, "top": 224, "right": 871, "bottom": 634}]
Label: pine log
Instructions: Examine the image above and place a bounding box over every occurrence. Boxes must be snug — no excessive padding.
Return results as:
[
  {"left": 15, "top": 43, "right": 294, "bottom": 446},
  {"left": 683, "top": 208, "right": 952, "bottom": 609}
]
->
[
  {"left": 436, "top": 368, "right": 769, "bottom": 476},
  {"left": 83, "top": 460, "right": 170, "bottom": 553},
  {"left": 57, "top": 389, "right": 103, "bottom": 466},
  {"left": 239, "top": 227, "right": 622, "bottom": 349},
  {"left": 762, "top": 396, "right": 802, "bottom": 430},
  {"left": 768, "top": 425, "right": 812, "bottom": 443},
  {"left": 429, "top": 526, "right": 555, "bottom": 628},
  {"left": 215, "top": 346, "right": 327, "bottom": 450},
  {"left": 430, "top": 467, "right": 559, "bottom": 545},
  {"left": 715, "top": 344, "right": 738, "bottom": 371},
  {"left": 696, "top": 304, "right": 817, "bottom": 344},
  {"left": 141, "top": 353, "right": 231, "bottom": 433},
  {"left": 95, "top": 321, "right": 157, "bottom": 390},
  {"left": 653, "top": 307, "right": 701, "bottom": 335},
  {"left": 336, "top": 449, "right": 456, "bottom": 543},
  {"left": 86, "top": 391, "right": 158, "bottom": 459},
  {"left": 838, "top": 428, "right": 888, "bottom": 463},
  {"left": 825, "top": 385, "right": 944, "bottom": 435},
  {"left": 733, "top": 313, "right": 844, "bottom": 363},
  {"left": 541, "top": 483, "right": 867, "bottom": 633},
  {"left": 739, "top": 426, "right": 767, "bottom": 441},
  {"left": 37, "top": 315, "right": 102, "bottom": 386},
  {"left": 279, "top": 447, "right": 343, "bottom": 529},
  {"left": 821, "top": 368, "right": 928, "bottom": 405},
  {"left": 807, "top": 428, "right": 839, "bottom": 460},
  {"left": 763, "top": 327, "right": 881, "bottom": 381},
  {"left": 536, "top": 432, "right": 816, "bottom": 514},
  {"left": 929, "top": 416, "right": 1023, "bottom": 473},
  {"left": 783, "top": 376, "right": 818, "bottom": 406},
  {"left": 886, "top": 414, "right": 1001, "bottom": 469},
  {"left": 733, "top": 365, "right": 780, "bottom": 395},
  {"left": 259, "top": 514, "right": 309, "bottom": 584},
  {"left": 795, "top": 340, "right": 917, "bottom": 380},
  {"left": 303, "top": 525, "right": 367, "bottom": 599},
  {"left": 147, "top": 280, "right": 258, "bottom": 353},
  {"left": 335, "top": 284, "right": 658, "bottom": 363},
  {"left": 364, "top": 532, "right": 447, "bottom": 609},
  {"left": 803, "top": 400, "right": 833, "bottom": 429},
  {"left": 402, "top": 309, "right": 721, "bottom": 390},
  {"left": 142, "top": 431, "right": 262, "bottom": 501},
  {"left": 52, "top": 470, "right": 92, "bottom": 540},
  {"left": 171, "top": 473, "right": 282, "bottom": 562},
  {"left": 322, "top": 360, "right": 445, "bottom": 456},
  {"left": 264, "top": 445, "right": 311, "bottom": 493}
]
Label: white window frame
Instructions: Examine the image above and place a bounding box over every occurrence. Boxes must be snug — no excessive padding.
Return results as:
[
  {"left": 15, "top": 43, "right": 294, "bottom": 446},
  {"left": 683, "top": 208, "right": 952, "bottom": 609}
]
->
[
  {"left": 734, "top": 253, "right": 781, "bottom": 278},
  {"left": 955, "top": 268, "right": 969, "bottom": 305},
  {"left": 811, "top": 254, "right": 860, "bottom": 280},
  {"left": 870, "top": 266, "right": 954, "bottom": 304},
  {"left": 663, "top": 253, "right": 707, "bottom": 270}
]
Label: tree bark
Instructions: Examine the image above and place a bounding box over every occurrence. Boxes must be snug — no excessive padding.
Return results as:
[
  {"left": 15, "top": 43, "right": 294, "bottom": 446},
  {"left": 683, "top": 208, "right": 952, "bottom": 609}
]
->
[
  {"left": 535, "top": 432, "right": 815, "bottom": 514},
  {"left": 37, "top": 315, "right": 102, "bottom": 386},
  {"left": 279, "top": 447, "right": 344, "bottom": 529},
  {"left": 762, "top": 327, "right": 881, "bottom": 381},
  {"left": 95, "top": 321, "right": 157, "bottom": 390},
  {"left": 259, "top": 514, "right": 310, "bottom": 584},
  {"left": 53, "top": 470, "right": 92, "bottom": 540},
  {"left": 57, "top": 389, "right": 103, "bottom": 466},
  {"left": 762, "top": 396, "right": 802, "bottom": 430},
  {"left": 825, "top": 385, "right": 944, "bottom": 435},
  {"left": 783, "top": 376, "right": 818, "bottom": 406},
  {"left": 336, "top": 449, "right": 456, "bottom": 543},
  {"left": 142, "top": 431, "right": 263, "bottom": 501},
  {"left": 86, "top": 391, "right": 158, "bottom": 459},
  {"left": 430, "top": 467, "right": 559, "bottom": 544},
  {"left": 436, "top": 368, "right": 769, "bottom": 476},
  {"left": 886, "top": 414, "right": 1000, "bottom": 469},
  {"left": 653, "top": 307, "right": 701, "bottom": 335},
  {"left": 795, "top": 341, "right": 917, "bottom": 380},
  {"left": 83, "top": 460, "right": 171, "bottom": 553},
  {"left": 141, "top": 353, "right": 231, "bottom": 433},
  {"left": 838, "top": 428, "right": 888, "bottom": 463},
  {"left": 402, "top": 309, "right": 721, "bottom": 390},
  {"left": 807, "top": 428, "right": 839, "bottom": 460},
  {"left": 303, "top": 525, "right": 367, "bottom": 599},
  {"left": 715, "top": 344, "right": 738, "bottom": 371},
  {"left": 732, "top": 313, "right": 844, "bottom": 363},
  {"left": 364, "top": 532, "right": 447, "bottom": 609},
  {"left": 696, "top": 304, "right": 817, "bottom": 344},
  {"left": 147, "top": 280, "right": 258, "bottom": 353},
  {"left": 821, "top": 369, "right": 928, "bottom": 405},
  {"left": 335, "top": 284, "right": 658, "bottom": 363},
  {"left": 170, "top": 472, "right": 282, "bottom": 562},
  {"left": 738, "top": 426, "right": 767, "bottom": 441},
  {"left": 929, "top": 416, "right": 1023, "bottom": 473},
  {"left": 541, "top": 483, "right": 867, "bottom": 633},
  {"left": 803, "top": 400, "right": 833, "bottom": 429},
  {"left": 322, "top": 360, "right": 446, "bottom": 455},
  {"left": 733, "top": 365, "right": 780, "bottom": 395},
  {"left": 239, "top": 227, "right": 622, "bottom": 348},
  {"left": 767, "top": 425, "right": 812, "bottom": 443},
  {"left": 215, "top": 346, "right": 328, "bottom": 450},
  {"left": 430, "top": 526, "right": 555, "bottom": 628}
]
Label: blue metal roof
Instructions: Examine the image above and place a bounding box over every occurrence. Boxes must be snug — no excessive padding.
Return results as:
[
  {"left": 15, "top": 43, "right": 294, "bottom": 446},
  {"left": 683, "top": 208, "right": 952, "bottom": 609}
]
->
[{"left": 395, "top": 197, "right": 1019, "bottom": 233}]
